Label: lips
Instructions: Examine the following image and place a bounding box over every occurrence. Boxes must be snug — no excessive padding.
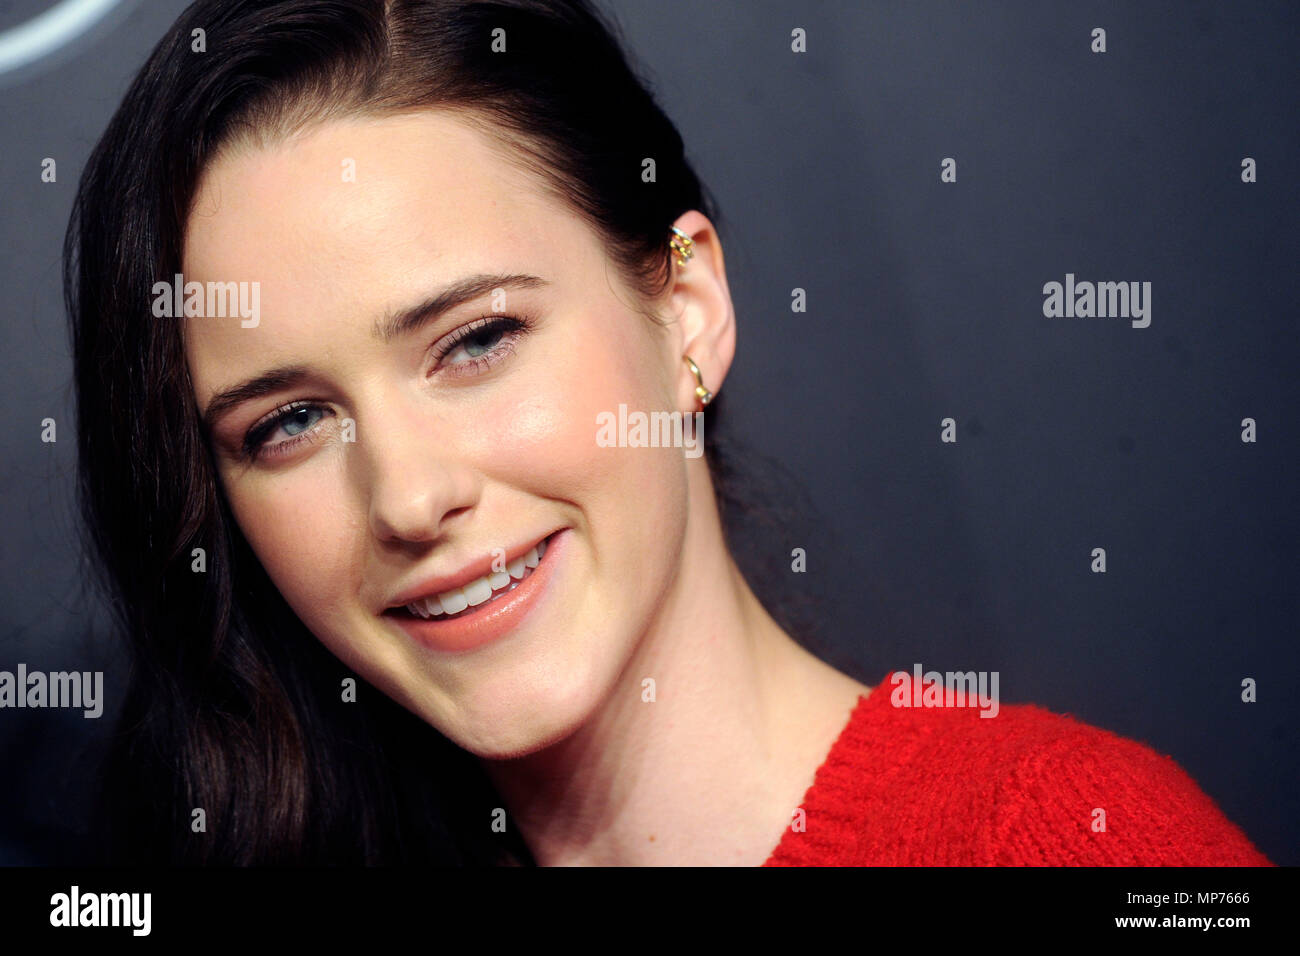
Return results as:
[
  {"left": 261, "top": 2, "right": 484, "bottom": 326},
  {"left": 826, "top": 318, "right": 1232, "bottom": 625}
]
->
[
  {"left": 396, "top": 536, "right": 548, "bottom": 621},
  {"left": 385, "top": 532, "right": 555, "bottom": 613},
  {"left": 381, "top": 529, "right": 566, "bottom": 654}
]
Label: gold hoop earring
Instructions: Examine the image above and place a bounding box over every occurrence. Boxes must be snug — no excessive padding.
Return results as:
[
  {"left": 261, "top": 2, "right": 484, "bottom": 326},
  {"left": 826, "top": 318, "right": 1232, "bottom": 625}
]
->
[
  {"left": 683, "top": 355, "right": 713, "bottom": 407},
  {"left": 669, "top": 226, "right": 695, "bottom": 267}
]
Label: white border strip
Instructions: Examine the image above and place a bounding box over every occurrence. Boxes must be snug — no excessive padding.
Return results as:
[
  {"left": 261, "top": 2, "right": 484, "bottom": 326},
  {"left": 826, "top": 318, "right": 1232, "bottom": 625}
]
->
[{"left": 0, "top": 0, "right": 125, "bottom": 75}]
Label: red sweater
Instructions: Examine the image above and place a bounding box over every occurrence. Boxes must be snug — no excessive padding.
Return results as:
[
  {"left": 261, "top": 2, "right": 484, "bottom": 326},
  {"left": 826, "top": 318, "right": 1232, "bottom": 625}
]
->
[{"left": 763, "top": 672, "right": 1273, "bottom": 866}]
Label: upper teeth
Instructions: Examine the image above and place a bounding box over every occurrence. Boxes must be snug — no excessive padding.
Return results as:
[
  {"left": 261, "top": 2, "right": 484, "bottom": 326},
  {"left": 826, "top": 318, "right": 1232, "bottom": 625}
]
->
[{"left": 406, "top": 538, "right": 547, "bottom": 618}]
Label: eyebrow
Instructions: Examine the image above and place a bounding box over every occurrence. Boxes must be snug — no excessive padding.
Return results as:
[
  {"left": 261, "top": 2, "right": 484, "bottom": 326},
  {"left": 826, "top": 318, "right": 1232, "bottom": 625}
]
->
[
  {"left": 372, "top": 273, "right": 547, "bottom": 344},
  {"left": 200, "top": 272, "right": 548, "bottom": 433}
]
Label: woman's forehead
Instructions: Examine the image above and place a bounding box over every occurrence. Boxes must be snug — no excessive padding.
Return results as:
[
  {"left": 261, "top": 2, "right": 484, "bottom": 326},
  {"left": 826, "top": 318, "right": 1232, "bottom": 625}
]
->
[{"left": 183, "top": 111, "right": 568, "bottom": 284}]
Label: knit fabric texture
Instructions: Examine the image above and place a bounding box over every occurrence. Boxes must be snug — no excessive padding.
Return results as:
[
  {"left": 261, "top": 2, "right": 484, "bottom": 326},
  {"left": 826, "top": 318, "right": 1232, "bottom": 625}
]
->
[{"left": 763, "top": 672, "right": 1272, "bottom": 866}]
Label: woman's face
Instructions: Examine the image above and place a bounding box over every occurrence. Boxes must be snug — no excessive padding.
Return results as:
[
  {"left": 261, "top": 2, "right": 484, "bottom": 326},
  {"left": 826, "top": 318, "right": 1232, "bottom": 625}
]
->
[{"left": 182, "top": 111, "right": 693, "bottom": 758}]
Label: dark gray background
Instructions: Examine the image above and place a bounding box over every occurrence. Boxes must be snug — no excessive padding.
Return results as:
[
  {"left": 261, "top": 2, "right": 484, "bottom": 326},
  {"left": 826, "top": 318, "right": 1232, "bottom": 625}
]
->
[{"left": 1, "top": 0, "right": 1295, "bottom": 865}]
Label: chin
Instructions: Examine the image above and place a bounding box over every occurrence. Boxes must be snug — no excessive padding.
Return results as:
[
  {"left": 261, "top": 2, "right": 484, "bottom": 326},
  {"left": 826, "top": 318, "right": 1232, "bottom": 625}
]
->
[{"left": 433, "top": 661, "right": 613, "bottom": 761}]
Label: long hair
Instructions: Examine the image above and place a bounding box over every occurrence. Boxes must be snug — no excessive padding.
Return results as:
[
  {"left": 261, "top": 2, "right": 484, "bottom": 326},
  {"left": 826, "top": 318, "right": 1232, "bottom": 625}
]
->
[{"left": 65, "top": 0, "right": 814, "bottom": 864}]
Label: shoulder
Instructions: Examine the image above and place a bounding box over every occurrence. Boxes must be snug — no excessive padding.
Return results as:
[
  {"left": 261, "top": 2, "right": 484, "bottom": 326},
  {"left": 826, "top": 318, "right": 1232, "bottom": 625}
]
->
[
  {"left": 982, "top": 703, "right": 1268, "bottom": 864},
  {"left": 839, "top": 675, "right": 1274, "bottom": 865}
]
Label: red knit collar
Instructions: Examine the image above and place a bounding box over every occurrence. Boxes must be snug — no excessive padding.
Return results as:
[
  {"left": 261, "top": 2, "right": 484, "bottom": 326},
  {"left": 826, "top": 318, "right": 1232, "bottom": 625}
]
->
[{"left": 762, "top": 681, "right": 889, "bottom": 865}]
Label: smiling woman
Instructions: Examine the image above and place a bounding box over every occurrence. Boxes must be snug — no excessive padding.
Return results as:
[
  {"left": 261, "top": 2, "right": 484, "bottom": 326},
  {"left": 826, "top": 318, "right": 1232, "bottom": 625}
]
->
[
  {"left": 68, "top": 0, "right": 866, "bottom": 866},
  {"left": 65, "top": 0, "right": 1272, "bottom": 869}
]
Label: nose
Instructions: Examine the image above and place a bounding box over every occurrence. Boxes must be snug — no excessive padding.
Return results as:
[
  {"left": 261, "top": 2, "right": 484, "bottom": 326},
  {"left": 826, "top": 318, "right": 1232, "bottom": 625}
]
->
[{"left": 360, "top": 400, "right": 479, "bottom": 545}]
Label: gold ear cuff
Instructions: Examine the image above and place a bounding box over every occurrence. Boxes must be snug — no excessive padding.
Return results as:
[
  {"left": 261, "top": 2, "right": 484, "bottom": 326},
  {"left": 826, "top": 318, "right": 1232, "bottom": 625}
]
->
[{"left": 669, "top": 226, "right": 695, "bottom": 267}]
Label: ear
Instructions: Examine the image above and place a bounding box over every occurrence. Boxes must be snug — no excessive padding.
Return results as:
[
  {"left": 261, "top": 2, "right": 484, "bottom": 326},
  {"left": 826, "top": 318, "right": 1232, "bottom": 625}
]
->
[{"left": 662, "top": 210, "right": 736, "bottom": 413}]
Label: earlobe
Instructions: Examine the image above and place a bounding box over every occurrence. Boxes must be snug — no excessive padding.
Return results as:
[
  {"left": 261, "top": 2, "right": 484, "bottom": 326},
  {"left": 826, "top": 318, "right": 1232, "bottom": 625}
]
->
[{"left": 683, "top": 355, "right": 714, "bottom": 408}]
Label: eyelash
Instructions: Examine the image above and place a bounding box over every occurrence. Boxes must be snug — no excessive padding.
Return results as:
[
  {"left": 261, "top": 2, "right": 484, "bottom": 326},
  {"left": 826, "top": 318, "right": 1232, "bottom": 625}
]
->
[{"left": 240, "top": 313, "right": 532, "bottom": 461}]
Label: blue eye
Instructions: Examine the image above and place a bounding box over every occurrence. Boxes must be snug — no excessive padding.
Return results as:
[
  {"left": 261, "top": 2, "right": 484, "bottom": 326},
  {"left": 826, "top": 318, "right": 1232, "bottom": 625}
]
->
[
  {"left": 447, "top": 325, "right": 505, "bottom": 362},
  {"left": 435, "top": 315, "right": 528, "bottom": 371},
  {"left": 278, "top": 405, "right": 323, "bottom": 436},
  {"left": 243, "top": 402, "right": 330, "bottom": 459}
]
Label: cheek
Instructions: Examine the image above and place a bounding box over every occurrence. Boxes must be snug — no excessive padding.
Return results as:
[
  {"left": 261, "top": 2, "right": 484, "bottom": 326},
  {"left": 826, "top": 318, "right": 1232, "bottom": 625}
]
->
[
  {"left": 474, "top": 312, "right": 682, "bottom": 508},
  {"left": 225, "top": 469, "right": 360, "bottom": 627}
]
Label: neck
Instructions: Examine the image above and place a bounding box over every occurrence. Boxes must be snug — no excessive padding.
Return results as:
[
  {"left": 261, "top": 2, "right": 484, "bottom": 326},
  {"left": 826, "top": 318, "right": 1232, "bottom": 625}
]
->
[{"left": 478, "top": 460, "right": 869, "bottom": 865}]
